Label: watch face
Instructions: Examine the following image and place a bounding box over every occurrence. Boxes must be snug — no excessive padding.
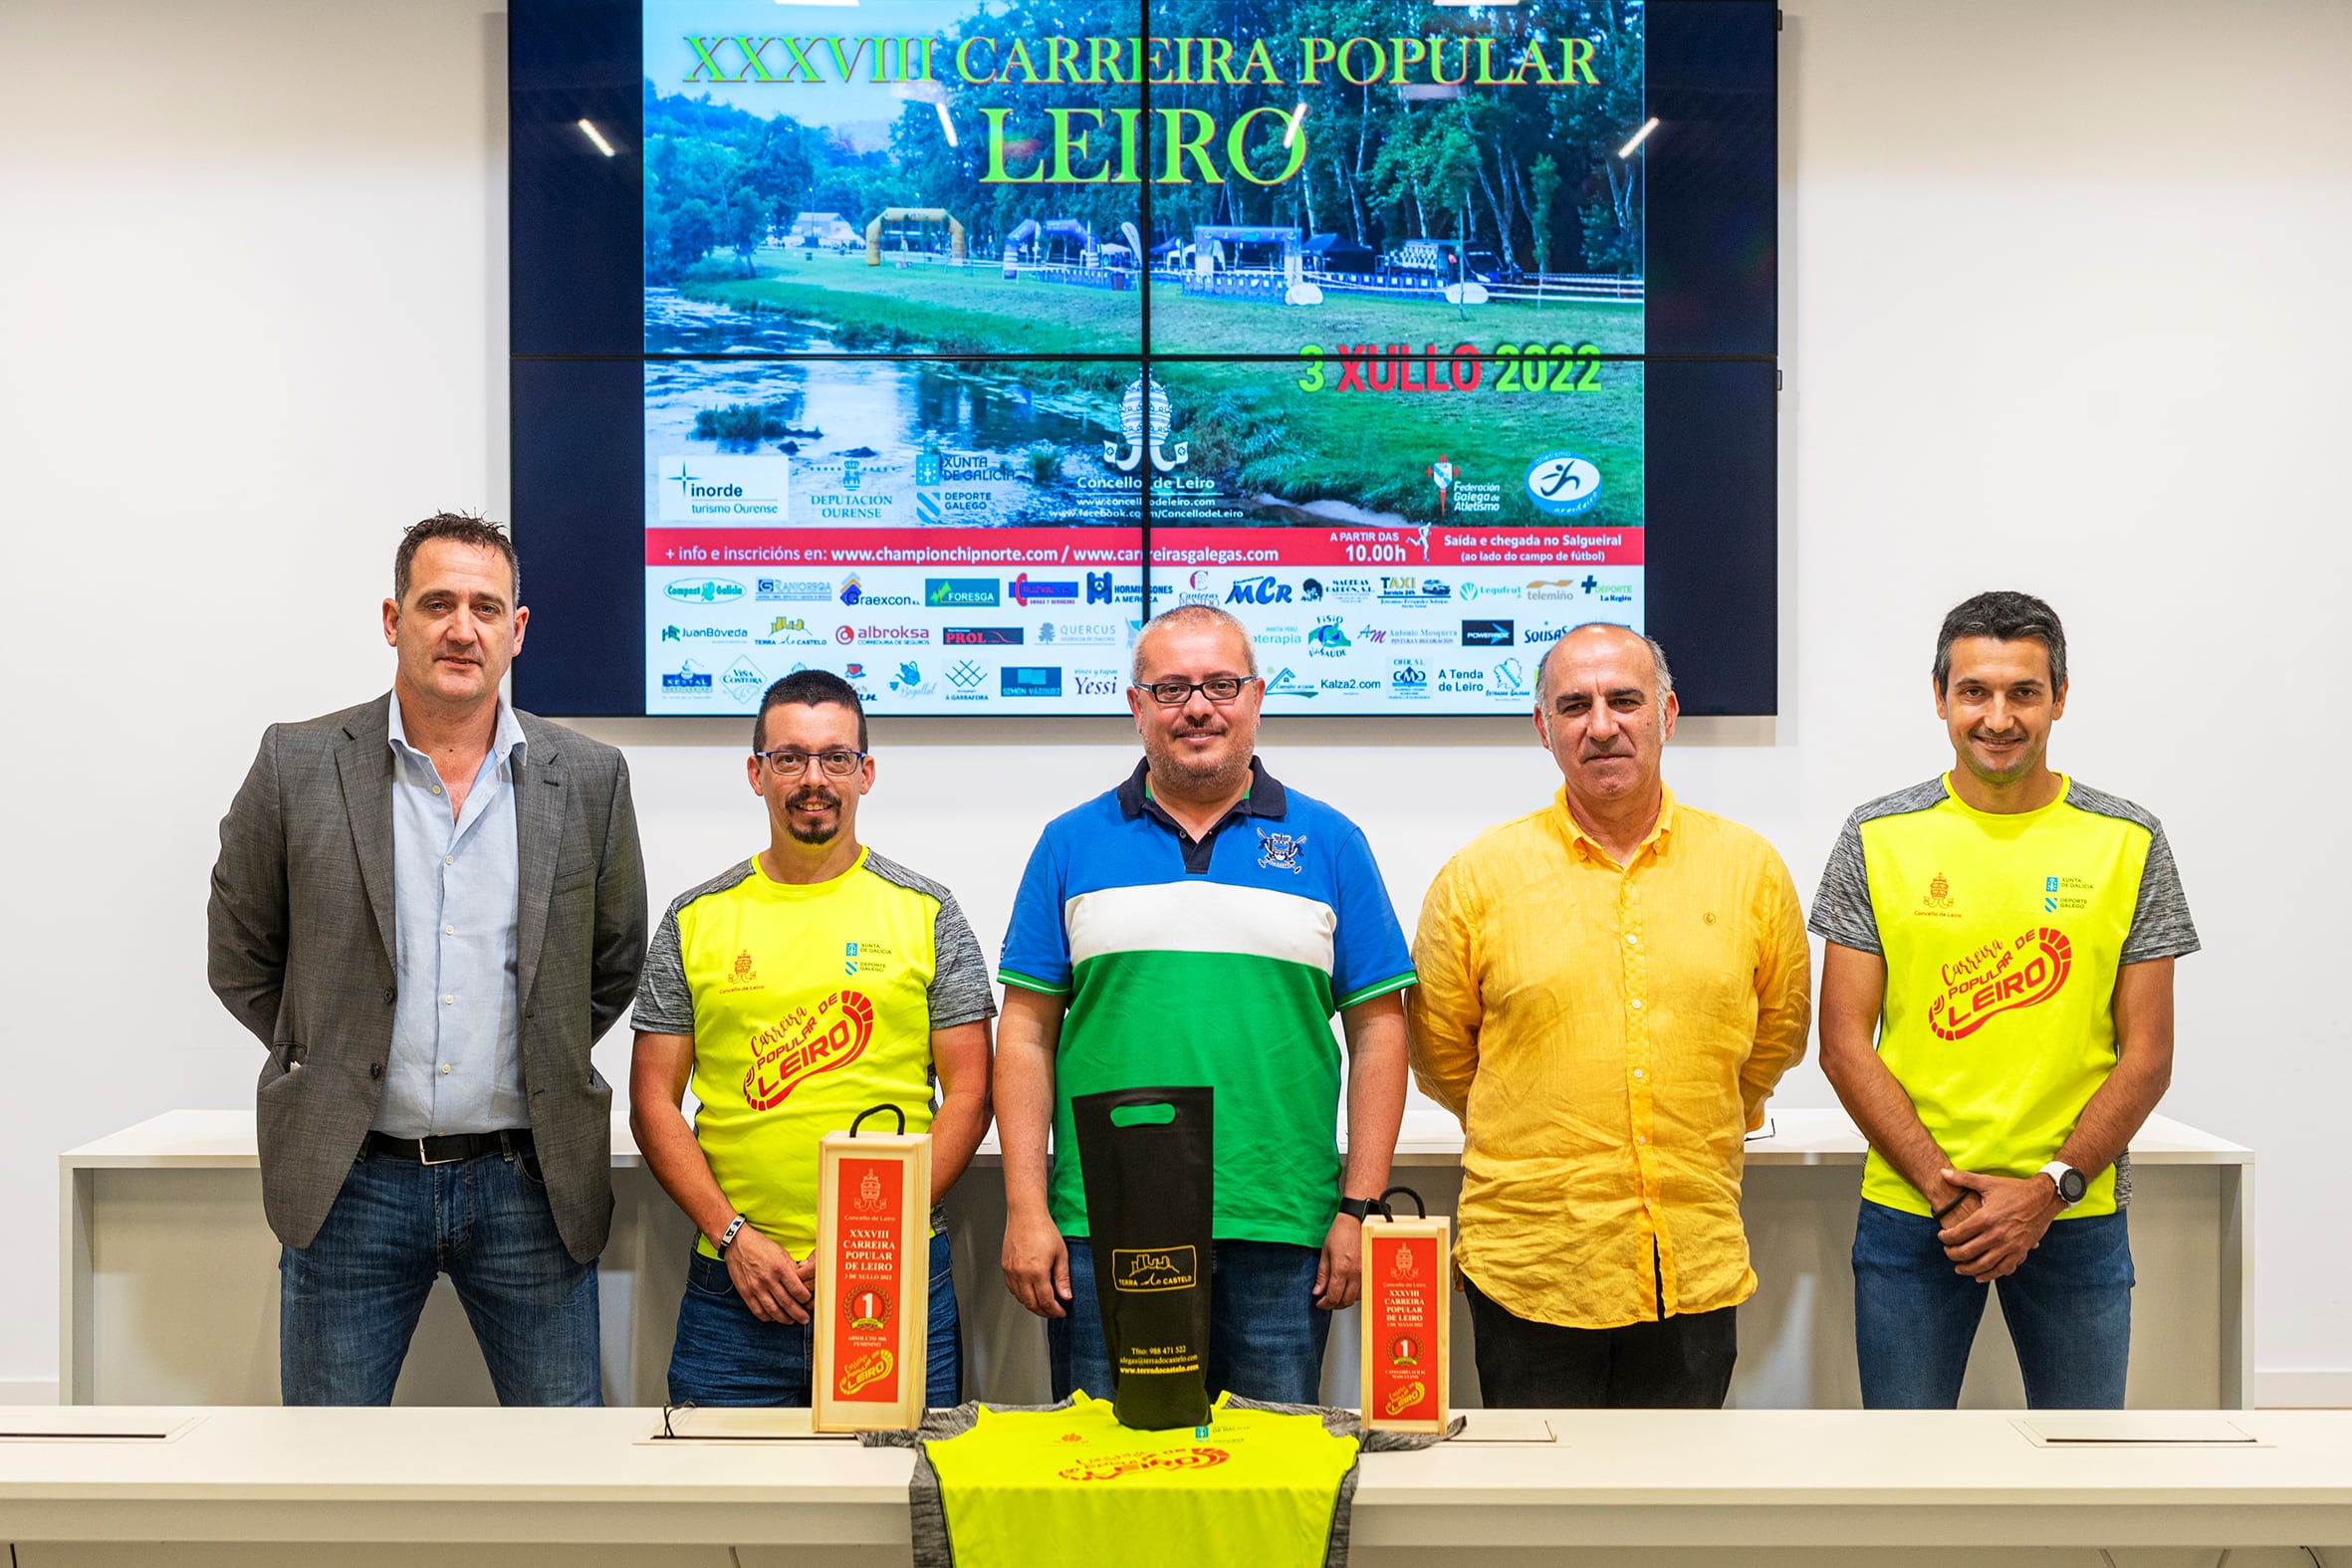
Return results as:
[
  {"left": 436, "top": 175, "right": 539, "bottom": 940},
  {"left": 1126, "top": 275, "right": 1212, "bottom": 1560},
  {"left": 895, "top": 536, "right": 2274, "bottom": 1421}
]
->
[{"left": 2059, "top": 1168, "right": 2088, "bottom": 1204}]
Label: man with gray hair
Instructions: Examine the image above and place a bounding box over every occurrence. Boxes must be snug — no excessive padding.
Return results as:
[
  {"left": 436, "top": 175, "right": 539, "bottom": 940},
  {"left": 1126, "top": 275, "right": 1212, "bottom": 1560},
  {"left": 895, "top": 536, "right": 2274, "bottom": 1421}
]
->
[
  {"left": 1409, "top": 622, "right": 1811, "bottom": 1407},
  {"left": 996, "top": 602, "right": 1416, "bottom": 1403}
]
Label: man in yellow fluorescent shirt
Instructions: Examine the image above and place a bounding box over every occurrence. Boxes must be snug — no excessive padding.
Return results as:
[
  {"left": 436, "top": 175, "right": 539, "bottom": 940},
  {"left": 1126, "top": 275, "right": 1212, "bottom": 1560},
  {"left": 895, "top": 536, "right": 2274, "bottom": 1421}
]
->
[
  {"left": 1409, "top": 623, "right": 1811, "bottom": 1407},
  {"left": 630, "top": 672, "right": 995, "bottom": 1407}
]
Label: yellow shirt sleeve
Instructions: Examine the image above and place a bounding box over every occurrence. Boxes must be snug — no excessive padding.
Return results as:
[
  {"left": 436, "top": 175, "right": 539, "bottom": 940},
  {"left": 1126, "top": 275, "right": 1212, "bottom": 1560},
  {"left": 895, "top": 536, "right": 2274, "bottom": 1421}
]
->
[
  {"left": 1740, "top": 848, "right": 1814, "bottom": 1131},
  {"left": 1406, "top": 857, "right": 1482, "bottom": 1123}
]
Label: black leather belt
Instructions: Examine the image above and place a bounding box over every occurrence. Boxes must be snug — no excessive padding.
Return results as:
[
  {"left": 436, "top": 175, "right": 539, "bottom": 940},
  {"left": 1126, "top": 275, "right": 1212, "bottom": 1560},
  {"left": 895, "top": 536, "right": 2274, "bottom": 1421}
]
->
[{"left": 364, "top": 1128, "right": 535, "bottom": 1166}]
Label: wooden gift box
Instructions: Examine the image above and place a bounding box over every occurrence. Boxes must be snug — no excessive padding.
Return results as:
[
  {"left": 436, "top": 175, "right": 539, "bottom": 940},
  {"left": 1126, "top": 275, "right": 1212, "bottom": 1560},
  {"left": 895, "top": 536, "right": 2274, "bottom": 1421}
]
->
[
  {"left": 1358, "top": 1190, "right": 1451, "bottom": 1434},
  {"left": 812, "top": 1106, "right": 932, "bottom": 1432}
]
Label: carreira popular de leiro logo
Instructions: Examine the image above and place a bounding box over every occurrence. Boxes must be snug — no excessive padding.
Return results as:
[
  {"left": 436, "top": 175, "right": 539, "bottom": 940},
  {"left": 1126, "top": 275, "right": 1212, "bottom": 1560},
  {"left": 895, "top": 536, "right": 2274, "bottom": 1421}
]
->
[
  {"left": 743, "top": 989, "right": 874, "bottom": 1109},
  {"left": 1929, "top": 927, "right": 2072, "bottom": 1040}
]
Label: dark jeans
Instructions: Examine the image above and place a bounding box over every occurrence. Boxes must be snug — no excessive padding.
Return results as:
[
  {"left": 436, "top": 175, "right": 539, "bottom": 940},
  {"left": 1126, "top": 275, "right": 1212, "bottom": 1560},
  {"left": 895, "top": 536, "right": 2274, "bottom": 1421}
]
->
[
  {"left": 1050, "top": 1236, "right": 1331, "bottom": 1405},
  {"left": 1463, "top": 1269, "right": 1738, "bottom": 1408},
  {"left": 279, "top": 1141, "right": 601, "bottom": 1407},
  {"left": 668, "top": 1230, "right": 962, "bottom": 1408},
  {"left": 1852, "top": 1199, "right": 2133, "bottom": 1409}
]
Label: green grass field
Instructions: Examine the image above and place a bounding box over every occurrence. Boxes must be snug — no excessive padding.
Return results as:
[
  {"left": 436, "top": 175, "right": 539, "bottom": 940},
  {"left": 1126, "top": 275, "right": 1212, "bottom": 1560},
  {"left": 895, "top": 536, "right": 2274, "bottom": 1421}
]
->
[
  {"left": 682, "top": 249, "right": 1643, "bottom": 358},
  {"left": 1161, "top": 356, "right": 1643, "bottom": 531},
  {"left": 677, "top": 251, "right": 1643, "bottom": 529}
]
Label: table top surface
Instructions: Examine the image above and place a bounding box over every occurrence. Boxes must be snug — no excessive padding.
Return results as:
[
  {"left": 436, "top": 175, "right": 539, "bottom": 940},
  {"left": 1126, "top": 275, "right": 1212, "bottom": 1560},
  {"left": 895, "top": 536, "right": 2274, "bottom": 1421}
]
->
[
  {"left": 61, "top": 1106, "right": 2252, "bottom": 1170},
  {"left": 0, "top": 1406, "right": 2333, "bottom": 1509}
]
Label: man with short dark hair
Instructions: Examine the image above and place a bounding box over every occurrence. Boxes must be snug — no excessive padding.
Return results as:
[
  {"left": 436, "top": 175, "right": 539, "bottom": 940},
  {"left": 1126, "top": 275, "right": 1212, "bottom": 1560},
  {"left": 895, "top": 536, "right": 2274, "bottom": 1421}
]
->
[
  {"left": 996, "top": 603, "right": 1415, "bottom": 1404},
  {"left": 1411, "top": 623, "right": 1810, "bottom": 1408},
  {"left": 208, "top": 512, "right": 647, "bottom": 1406},
  {"left": 1814, "top": 590, "right": 2199, "bottom": 1408},
  {"left": 630, "top": 672, "right": 995, "bottom": 1407}
]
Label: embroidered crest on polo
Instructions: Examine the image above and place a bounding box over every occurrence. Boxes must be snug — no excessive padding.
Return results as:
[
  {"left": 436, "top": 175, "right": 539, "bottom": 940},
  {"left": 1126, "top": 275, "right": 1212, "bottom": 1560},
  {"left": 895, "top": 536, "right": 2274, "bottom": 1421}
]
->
[{"left": 1256, "top": 828, "right": 1307, "bottom": 874}]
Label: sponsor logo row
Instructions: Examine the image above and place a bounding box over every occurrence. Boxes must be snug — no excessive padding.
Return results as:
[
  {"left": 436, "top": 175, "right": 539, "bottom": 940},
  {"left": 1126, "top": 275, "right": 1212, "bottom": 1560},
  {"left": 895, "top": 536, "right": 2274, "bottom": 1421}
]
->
[
  {"left": 664, "top": 571, "right": 1636, "bottom": 613},
  {"left": 662, "top": 572, "right": 1135, "bottom": 610},
  {"left": 660, "top": 441, "right": 1603, "bottom": 526},
  {"left": 662, "top": 615, "right": 1633, "bottom": 660},
  {"left": 658, "top": 656, "right": 1541, "bottom": 709},
  {"left": 655, "top": 654, "right": 1129, "bottom": 705},
  {"left": 1264, "top": 658, "right": 1536, "bottom": 701}
]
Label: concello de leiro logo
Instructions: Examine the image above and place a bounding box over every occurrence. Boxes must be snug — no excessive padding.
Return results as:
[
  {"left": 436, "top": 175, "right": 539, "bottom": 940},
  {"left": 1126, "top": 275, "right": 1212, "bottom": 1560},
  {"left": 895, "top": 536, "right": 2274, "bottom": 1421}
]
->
[{"left": 1930, "top": 927, "right": 2072, "bottom": 1040}]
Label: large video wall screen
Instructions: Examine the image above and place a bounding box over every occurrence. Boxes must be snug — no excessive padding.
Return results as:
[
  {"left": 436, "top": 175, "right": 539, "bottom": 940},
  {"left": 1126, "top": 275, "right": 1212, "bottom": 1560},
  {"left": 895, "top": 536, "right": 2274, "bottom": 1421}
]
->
[{"left": 512, "top": 0, "right": 1778, "bottom": 717}]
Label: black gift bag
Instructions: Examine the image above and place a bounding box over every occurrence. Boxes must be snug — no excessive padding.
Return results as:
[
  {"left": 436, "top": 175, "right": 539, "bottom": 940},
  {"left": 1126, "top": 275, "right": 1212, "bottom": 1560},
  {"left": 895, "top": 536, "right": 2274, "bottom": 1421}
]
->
[{"left": 1071, "top": 1085, "right": 1215, "bottom": 1431}]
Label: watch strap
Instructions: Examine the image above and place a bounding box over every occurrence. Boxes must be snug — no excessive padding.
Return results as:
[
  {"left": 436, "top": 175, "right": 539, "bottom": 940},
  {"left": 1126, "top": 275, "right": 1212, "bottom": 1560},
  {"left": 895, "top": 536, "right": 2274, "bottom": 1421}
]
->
[
  {"left": 715, "top": 1214, "right": 748, "bottom": 1257},
  {"left": 1336, "top": 1196, "right": 1374, "bottom": 1222},
  {"left": 2038, "top": 1162, "right": 2086, "bottom": 1208}
]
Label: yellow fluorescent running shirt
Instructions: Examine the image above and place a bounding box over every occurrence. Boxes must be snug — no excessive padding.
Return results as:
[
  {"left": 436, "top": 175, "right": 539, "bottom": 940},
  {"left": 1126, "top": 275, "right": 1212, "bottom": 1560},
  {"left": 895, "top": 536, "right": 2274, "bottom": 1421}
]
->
[
  {"left": 1808, "top": 775, "right": 2199, "bottom": 1219},
  {"left": 630, "top": 847, "right": 995, "bottom": 1257},
  {"left": 1408, "top": 786, "right": 1813, "bottom": 1331},
  {"left": 922, "top": 1394, "right": 1358, "bottom": 1568}
]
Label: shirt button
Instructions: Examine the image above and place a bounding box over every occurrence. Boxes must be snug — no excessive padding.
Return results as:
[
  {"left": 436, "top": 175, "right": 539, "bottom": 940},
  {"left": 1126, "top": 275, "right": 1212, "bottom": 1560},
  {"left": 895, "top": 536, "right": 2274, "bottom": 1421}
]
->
[
  {"left": 431, "top": 785, "right": 443, "bottom": 795},
  {"left": 444, "top": 855, "right": 455, "bottom": 865},
  {"left": 1630, "top": 998, "right": 1644, "bottom": 1009},
  {"left": 1626, "top": 934, "right": 1639, "bottom": 946},
  {"left": 440, "top": 1064, "right": 451, "bottom": 1075},
  {"left": 1633, "top": 1067, "right": 1645, "bottom": 1079},
  {"left": 1636, "top": 1135, "right": 1648, "bottom": 1145},
  {"left": 442, "top": 995, "right": 454, "bottom": 1005},
  {"left": 444, "top": 925, "right": 456, "bottom": 936}
]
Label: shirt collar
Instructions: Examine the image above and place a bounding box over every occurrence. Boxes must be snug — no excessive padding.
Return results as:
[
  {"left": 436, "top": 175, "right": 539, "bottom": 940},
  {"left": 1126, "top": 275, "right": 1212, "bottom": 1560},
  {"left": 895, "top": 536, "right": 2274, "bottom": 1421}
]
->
[
  {"left": 1553, "top": 782, "right": 1676, "bottom": 867},
  {"left": 388, "top": 692, "right": 528, "bottom": 772},
  {"left": 1117, "top": 756, "right": 1289, "bottom": 824}
]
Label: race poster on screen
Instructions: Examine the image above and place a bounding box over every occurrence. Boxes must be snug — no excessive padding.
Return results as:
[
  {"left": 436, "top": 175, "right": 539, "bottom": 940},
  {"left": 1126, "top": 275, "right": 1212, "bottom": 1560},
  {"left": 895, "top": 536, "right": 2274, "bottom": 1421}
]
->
[{"left": 640, "top": 0, "right": 1647, "bottom": 716}]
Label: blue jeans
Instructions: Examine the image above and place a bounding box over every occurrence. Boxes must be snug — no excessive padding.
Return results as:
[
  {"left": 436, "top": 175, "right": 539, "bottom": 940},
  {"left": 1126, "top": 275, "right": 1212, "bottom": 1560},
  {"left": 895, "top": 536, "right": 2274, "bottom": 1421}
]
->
[
  {"left": 668, "top": 1230, "right": 961, "bottom": 1408},
  {"left": 1853, "top": 1198, "right": 2133, "bottom": 1409},
  {"left": 1050, "top": 1237, "right": 1330, "bottom": 1405},
  {"left": 279, "top": 1142, "right": 601, "bottom": 1406}
]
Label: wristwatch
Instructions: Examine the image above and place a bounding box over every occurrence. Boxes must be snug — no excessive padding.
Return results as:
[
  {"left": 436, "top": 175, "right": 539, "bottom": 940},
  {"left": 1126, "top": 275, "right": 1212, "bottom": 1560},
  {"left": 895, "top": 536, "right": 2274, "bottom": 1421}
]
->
[
  {"left": 1336, "top": 1196, "right": 1375, "bottom": 1222},
  {"left": 2038, "top": 1161, "right": 2088, "bottom": 1209}
]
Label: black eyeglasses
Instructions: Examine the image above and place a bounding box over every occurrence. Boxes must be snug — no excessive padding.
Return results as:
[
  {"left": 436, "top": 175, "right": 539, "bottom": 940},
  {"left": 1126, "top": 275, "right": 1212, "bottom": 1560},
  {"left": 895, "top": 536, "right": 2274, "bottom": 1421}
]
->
[
  {"left": 1139, "top": 676, "right": 1260, "bottom": 706},
  {"left": 753, "top": 748, "right": 865, "bottom": 778}
]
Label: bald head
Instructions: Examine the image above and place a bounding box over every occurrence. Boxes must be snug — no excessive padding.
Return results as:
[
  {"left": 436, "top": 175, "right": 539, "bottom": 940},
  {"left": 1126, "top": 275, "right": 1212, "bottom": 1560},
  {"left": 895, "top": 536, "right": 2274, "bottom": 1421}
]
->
[
  {"left": 1532, "top": 621, "right": 1679, "bottom": 822},
  {"left": 1536, "top": 623, "right": 1673, "bottom": 712},
  {"left": 1132, "top": 602, "right": 1258, "bottom": 684}
]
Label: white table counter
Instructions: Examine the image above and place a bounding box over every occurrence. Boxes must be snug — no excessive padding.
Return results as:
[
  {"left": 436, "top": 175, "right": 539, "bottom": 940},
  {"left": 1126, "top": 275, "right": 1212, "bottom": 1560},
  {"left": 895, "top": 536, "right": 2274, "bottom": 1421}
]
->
[
  {"left": 59, "top": 1107, "right": 2252, "bottom": 1411},
  {"left": 0, "top": 1406, "right": 2341, "bottom": 1568}
]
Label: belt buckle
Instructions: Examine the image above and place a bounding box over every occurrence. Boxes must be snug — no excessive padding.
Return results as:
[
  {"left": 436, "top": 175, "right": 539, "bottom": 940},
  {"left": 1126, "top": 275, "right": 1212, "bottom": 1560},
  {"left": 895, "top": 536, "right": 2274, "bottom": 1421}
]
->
[{"left": 416, "top": 1137, "right": 461, "bottom": 1167}]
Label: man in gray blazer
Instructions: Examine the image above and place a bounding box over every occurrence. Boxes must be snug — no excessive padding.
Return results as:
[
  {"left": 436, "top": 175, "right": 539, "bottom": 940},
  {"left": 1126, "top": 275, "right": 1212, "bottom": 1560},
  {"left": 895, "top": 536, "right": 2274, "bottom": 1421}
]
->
[{"left": 208, "top": 513, "right": 646, "bottom": 1405}]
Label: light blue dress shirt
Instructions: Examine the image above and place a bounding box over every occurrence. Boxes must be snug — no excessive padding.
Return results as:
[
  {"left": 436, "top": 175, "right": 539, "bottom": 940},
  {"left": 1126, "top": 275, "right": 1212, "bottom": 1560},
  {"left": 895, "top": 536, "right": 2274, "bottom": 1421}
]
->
[{"left": 373, "top": 696, "right": 529, "bottom": 1138}]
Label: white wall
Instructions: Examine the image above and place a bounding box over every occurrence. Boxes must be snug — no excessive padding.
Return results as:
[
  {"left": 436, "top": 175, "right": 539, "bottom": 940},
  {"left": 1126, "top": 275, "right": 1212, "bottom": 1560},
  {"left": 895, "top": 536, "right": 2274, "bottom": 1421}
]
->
[{"left": 2, "top": 0, "right": 2345, "bottom": 1405}]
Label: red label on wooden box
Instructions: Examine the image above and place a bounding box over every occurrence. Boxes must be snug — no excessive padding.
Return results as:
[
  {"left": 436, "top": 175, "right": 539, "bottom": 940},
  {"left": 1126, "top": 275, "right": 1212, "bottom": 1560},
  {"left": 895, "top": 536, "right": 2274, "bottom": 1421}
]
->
[
  {"left": 828, "top": 1155, "right": 904, "bottom": 1404},
  {"left": 1366, "top": 1234, "right": 1441, "bottom": 1423}
]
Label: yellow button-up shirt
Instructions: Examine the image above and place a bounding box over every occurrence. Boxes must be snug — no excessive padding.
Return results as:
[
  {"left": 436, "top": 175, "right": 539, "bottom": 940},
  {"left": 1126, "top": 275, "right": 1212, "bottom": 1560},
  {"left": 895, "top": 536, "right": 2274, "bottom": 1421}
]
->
[{"left": 1408, "top": 785, "right": 1812, "bottom": 1330}]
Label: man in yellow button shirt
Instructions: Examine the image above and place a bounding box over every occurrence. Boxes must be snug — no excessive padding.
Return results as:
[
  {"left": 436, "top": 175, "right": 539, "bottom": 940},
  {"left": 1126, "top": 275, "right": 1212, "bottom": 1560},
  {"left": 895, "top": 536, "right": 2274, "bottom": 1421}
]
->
[{"left": 1409, "top": 623, "right": 1811, "bottom": 1407}]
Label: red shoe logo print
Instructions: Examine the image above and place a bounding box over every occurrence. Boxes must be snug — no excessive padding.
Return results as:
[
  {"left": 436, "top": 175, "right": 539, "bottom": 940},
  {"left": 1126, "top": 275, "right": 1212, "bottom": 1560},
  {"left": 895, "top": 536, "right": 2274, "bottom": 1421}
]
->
[
  {"left": 1930, "top": 927, "right": 2071, "bottom": 1040},
  {"left": 744, "top": 990, "right": 875, "bottom": 1110}
]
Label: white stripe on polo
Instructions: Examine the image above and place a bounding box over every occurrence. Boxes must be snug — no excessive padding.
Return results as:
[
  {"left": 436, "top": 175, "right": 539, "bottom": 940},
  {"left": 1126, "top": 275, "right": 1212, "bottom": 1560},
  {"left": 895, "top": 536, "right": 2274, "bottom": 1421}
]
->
[{"left": 1063, "top": 879, "right": 1336, "bottom": 973}]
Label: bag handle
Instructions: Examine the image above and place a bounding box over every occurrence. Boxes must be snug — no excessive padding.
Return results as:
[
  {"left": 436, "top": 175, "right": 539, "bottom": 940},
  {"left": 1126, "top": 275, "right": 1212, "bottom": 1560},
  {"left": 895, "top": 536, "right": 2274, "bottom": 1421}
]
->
[
  {"left": 1375, "top": 1185, "right": 1427, "bottom": 1220},
  {"left": 849, "top": 1103, "right": 907, "bottom": 1137}
]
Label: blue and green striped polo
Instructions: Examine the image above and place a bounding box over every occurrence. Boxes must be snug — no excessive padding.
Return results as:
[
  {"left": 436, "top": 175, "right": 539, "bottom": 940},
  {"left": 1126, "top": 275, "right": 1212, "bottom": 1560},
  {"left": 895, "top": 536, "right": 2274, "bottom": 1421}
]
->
[{"left": 1000, "top": 760, "right": 1415, "bottom": 1245}]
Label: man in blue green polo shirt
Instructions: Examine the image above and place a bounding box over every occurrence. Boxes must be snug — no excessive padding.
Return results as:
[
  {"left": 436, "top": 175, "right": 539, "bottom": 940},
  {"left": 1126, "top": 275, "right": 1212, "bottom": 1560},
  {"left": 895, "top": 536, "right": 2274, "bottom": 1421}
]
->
[{"left": 996, "top": 603, "right": 1415, "bottom": 1404}]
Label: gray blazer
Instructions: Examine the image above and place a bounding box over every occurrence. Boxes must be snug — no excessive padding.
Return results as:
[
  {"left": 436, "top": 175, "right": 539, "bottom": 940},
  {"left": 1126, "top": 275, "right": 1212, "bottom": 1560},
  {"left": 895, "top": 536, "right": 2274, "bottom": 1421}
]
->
[{"left": 207, "top": 694, "right": 648, "bottom": 1262}]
